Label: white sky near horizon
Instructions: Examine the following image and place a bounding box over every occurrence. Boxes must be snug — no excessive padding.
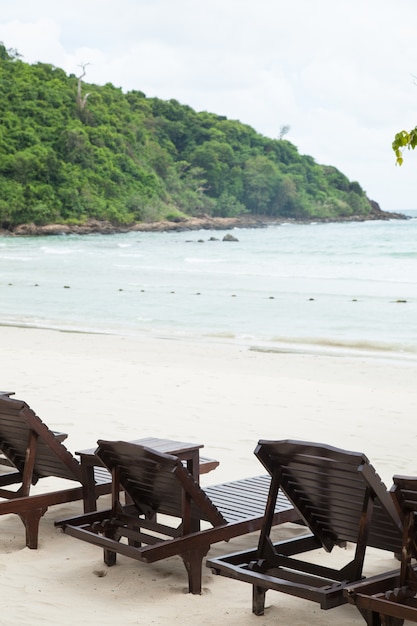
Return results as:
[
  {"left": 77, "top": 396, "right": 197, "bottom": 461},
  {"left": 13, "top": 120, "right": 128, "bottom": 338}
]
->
[{"left": 0, "top": 0, "right": 416, "bottom": 212}]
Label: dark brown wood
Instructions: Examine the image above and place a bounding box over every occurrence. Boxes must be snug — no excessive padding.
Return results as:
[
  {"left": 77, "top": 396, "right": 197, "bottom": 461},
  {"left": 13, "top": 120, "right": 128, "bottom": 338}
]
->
[
  {"left": 56, "top": 439, "right": 300, "bottom": 594},
  {"left": 344, "top": 474, "right": 417, "bottom": 624},
  {"left": 199, "top": 457, "right": 219, "bottom": 474},
  {"left": 0, "top": 394, "right": 112, "bottom": 548},
  {"left": 207, "top": 439, "right": 404, "bottom": 615},
  {"left": 76, "top": 439, "right": 218, "bottom": 512}
]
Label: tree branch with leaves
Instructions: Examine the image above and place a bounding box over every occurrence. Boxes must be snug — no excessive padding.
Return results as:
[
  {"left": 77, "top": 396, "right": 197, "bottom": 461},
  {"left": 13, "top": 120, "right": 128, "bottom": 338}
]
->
[{"left": 392, "top": 127, "right": 417, "bottom": 165}]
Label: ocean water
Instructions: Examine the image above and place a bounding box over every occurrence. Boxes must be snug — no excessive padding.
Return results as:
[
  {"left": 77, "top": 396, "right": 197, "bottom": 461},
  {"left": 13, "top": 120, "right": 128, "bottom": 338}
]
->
[{"left": 1, "top": 212, "right": 416, "bottom": 360}]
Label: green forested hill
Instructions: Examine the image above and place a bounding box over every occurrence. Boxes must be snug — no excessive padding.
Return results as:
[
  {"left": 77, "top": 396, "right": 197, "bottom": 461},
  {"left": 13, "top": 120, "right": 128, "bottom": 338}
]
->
[{"left": 0, "top": 44, "right": 375, "bottom": 228}]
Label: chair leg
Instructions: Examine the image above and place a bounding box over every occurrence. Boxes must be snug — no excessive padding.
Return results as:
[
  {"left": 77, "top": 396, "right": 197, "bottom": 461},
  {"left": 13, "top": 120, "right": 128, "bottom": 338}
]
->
[
  {"left": 181, "top": 546, "right": 210, "bottom": 594},
  {"left": 19, "top": 507, "right": 47, "bottom": 549},
  {"left": 103, "top": 527, "right": 119, "bottom": 566},
  {"left": 356, "top": 608, "right": 404, "bottom": 626},
  {"left": 356, "top": 608, "right": 381, "bottom": 625},
  {"left": 104, "top": 549, "right": 117, "bottom": 566},
  {"left": 381, "top": 616, "right": 404, "bottom": 626},
  {"left": 252, "top": 585, "right": 266, "bottom": 616}
]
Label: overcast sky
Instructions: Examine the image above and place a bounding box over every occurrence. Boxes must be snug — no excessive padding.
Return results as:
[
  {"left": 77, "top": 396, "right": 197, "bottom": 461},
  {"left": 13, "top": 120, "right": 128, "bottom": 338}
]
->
[{"left": 1, "top": 0, "right": 416, "bottom": 212}]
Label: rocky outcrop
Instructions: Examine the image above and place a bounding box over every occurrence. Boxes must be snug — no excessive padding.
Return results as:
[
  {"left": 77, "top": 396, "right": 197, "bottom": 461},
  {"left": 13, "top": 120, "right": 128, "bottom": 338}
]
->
[
  {"left": 367, "top": 199, "right": 406, "bottom": 221},
  {"left": 1, "top": 204, "right": 408, "bottom": 237}
]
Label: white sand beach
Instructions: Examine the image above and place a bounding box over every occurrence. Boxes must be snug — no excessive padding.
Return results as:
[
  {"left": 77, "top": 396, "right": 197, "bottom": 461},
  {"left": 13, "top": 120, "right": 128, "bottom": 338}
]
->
[{"left": 1, "top": 325, "right": 417, "bottom": 625}]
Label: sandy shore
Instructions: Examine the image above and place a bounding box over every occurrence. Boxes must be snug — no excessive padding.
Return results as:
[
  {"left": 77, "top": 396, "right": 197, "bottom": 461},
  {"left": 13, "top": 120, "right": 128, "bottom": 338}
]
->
[{"left": 1, "top": 325, "right": 417, "bottom": 625}]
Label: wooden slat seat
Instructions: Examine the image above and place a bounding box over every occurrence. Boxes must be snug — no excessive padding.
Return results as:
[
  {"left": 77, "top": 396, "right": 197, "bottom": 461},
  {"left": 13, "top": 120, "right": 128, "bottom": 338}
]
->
[
  {"left": 207, "top": 440, "right": 404, "bottom": 616},
  {"left": 56, "top": 440, "right": 300, "bottom": 594}
]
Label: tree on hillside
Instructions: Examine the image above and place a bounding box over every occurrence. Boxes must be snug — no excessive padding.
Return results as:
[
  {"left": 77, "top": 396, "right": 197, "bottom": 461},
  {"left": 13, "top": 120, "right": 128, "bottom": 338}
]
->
[
  {"left": 279, "top": 124, "right": 290, "bottom": 140},
  {"left": 76, "top": 63, "right": 91, "bottom": 112}
]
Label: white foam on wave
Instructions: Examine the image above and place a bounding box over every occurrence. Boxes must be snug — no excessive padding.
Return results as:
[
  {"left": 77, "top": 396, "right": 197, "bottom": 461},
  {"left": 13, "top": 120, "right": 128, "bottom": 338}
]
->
[
  {"left": 184, "top": 257, "right": 226, "bottom": 264},
  {"left": 40, "top": 246, "right": 76, "bottom": 255}
]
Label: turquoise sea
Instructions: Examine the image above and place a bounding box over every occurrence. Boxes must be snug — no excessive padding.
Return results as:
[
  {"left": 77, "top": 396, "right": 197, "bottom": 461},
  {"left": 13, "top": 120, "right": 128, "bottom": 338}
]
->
[{"left": 1, "top": 212, "right": 416, "bottom": 360}]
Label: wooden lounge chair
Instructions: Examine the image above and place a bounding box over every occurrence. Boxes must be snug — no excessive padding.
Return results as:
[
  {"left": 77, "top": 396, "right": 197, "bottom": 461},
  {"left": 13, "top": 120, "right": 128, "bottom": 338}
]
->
[
  {"left": 207, "top": 439, "right": 404, "bottom": 615},
  {"left": 0, "top": 393, "right": 112, "bottom": 548},
  {"left": 345, "top": 475, "right": 417, "bottom": 625},
  {"left": 55, "top": 439, "right": 299, "bottom": 594}
]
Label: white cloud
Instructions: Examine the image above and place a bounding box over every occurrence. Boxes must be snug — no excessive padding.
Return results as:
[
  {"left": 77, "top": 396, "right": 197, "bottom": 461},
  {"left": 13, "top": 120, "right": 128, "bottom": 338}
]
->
[{"left": 1, "top": 0, "right": 417, "bottom": 210}]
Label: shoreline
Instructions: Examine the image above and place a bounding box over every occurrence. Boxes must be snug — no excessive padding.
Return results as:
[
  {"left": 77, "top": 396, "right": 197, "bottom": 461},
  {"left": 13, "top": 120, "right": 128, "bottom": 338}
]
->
[
  {"left": 1, "top": 319, "right": 416, "bottom": 366},
  {"left": 1, "top": 207, "right": 409, "bottom": 237}
]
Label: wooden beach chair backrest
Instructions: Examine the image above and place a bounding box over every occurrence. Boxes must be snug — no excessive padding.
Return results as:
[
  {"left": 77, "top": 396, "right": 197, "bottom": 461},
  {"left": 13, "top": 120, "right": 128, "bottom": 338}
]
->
[
  {"left": 391, "top": 475, "right": 417, "bottom": 520},
  {"left": 255, "top": 440, "right": 403, "bottom": 554},
  {"left": 390, "top": 475, "right": 417, "bottom": 580},
  {"left": 96, "top": 440, "right": 227, "bottom": 527},
  {"left": 0, "top": 395, "right": 82, "bottom": 487},
  {"left": 342, "top": 476, "right": 417, "bottom": 624}
]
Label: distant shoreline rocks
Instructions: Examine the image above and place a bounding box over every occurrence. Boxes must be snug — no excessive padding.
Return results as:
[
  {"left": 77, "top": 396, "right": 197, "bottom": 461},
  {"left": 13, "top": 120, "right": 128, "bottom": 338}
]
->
[{"left": 1, "top": 204, "right": 409, "bottom": 237}]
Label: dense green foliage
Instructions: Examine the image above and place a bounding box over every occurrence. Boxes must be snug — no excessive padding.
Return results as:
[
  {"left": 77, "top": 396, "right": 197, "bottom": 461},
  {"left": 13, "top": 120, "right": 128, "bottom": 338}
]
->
[{"left": 0, "top": 44, "right": 372, "bottom": 227}]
